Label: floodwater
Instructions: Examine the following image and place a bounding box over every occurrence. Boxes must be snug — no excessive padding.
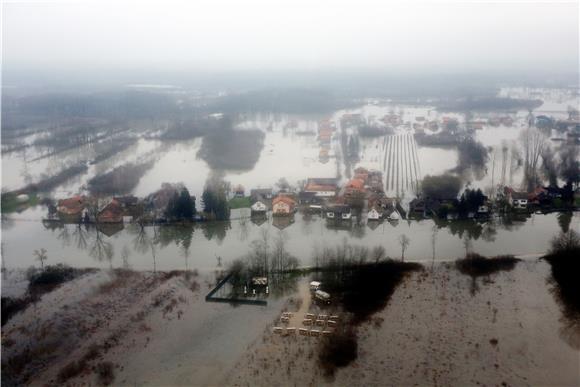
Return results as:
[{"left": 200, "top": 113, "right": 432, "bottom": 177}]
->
[
  {"left": 2, "top": 87, "right": 579, "bottom": 271},
  {"left": 2, "top": 206, "right": 578, "bottom": 272}
]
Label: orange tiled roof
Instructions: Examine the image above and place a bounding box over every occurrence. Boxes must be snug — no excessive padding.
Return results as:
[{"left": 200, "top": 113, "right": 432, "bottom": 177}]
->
[
  {"left": 305, "top": 183, "right": 336, "bottom": 192},
  {"left": 345, "top": 178, "right": 365, "bottom": 190},
  {"left": 273, "top": 195, "right": 296, "bottom": 206}
]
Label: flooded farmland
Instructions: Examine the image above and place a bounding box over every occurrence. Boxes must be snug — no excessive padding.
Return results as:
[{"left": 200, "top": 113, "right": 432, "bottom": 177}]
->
[
  {"left": 3, "top": 1, "right": 580, "bottom": 385},
  {"left": 2, "top": 87, "right": 578, "bottom": 271}
]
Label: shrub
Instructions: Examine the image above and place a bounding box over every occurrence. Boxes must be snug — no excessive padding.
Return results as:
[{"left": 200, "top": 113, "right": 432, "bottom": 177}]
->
[
  {"left": 455, "top": 254, "right": 520, "bottom": 278},
  {"left": 28, "top": 264, "right": 75, "bottom": 293},
  {"left": 318, "top": 329, "right": 358, "bottom": 377},
  {"left": 1, "top": 297, "right": 29, "bottom": 326},
  {"left": 544, "top": 231, "right": 580, "bottom": 318},
  {"left": 549, "top": 230, "right": 580, "bottom": 254},
  {"left": 57, "top": 361, "right": 86, "bottom": 383}
]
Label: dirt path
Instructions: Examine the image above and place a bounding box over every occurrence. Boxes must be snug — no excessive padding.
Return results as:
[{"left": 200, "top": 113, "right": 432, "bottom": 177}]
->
[{"left": 287, "top": 280, "right": 311, "bottom": 327}]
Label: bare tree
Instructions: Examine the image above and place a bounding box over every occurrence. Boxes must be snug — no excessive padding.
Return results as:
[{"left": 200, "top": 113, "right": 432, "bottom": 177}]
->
[
  {"left": 520, "top": 127, "right": 546, "bottom": 191},
  {"left": 431, "top": 225, "right": 438, "bottom": 270},
  {"left": 541, "top": 146, "right": 558, "bottom": 187},
  {"left": 509, "top": 142, "right": 521, "bottom": 185},
  {"left": 489, "top": 146, "right": 497, "bottom": 198},
  {"left": 34, "top": 248, "right": 48, "bottom": 269},
  {"left": 398, "top": 234, "right": 410, "bottom": 262},
  {"left": 150, "top": 240, "right": 157, "bottom": 273},
  {"left": 271, "top": 231, "right": 299, "bottom": 273},
  {"left": 500, "top": 140, "right": 509, "bottom": 187}
]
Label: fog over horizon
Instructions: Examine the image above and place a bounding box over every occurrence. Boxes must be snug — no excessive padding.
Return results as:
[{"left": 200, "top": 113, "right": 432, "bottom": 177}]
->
[{"left": 2, "top": 0, "right": 579, "bottom": 89}]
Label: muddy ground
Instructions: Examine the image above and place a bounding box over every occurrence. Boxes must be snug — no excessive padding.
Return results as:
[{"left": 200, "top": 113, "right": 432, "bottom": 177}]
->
[{"left": 2, "top": 260, "right": 579, "bottom": 386}]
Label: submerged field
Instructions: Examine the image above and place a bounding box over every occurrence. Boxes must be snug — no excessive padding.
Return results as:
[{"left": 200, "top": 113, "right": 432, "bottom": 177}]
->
[{"left": 2, "top": 259, "right": 578, "bottom": 386}]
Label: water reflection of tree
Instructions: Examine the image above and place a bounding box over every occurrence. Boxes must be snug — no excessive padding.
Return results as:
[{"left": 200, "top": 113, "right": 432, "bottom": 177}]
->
[
  {"left": 349, "top": 219, "right": 366, "bottom": 239},
  {"left": 557, "top": 211, "right": 573, "bottom": 234},
  {"left": 158, "top": 224, "right": 194, "bottom": 269},
  {"left": 72, "top": 224, "right": 89, "bottom": 250},
  {"left": 56, "top": 224, "right": 72, "bottom": 247},
  {"left": 432, "top": 217, "right": 501, "bottom": 243},
  {"left": 130, "top": 223, "right": 151, "bottom": 255},
  {"left": 496, "top": 213, "right": 528, "bottom": 232},
  {"left": 238, "top": 209, "right": 250, "bottom": 242},
  {"left": 129, "top": 223, "right": 160, "bottom": 272},
  {"left": 300, "top": 212, "right": 314, "bottom": 236},
  {"left": 201, "top": 221, "right": 231, "bottom": 244},
  {"left": 88, "top": 226, "right": 114, "bottom": 268},
  {"left": 433, "top": 218, "right": 484, "bottom": 240},
  {"left": 197, "top": 123, "right": 265, "bottom": 171}
]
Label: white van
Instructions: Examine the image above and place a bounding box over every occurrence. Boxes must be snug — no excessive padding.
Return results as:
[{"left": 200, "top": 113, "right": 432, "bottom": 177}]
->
[
  {"left": 314, "top": 290, "right": 331, "bottom": 304},
  {"left": 309, "top": 281, "right": 322, "bottom": 291}
]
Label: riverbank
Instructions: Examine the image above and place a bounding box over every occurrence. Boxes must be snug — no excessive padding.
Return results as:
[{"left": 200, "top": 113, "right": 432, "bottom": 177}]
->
[{"left": 2, "top": 258, "right": 578, "bottom": 386}]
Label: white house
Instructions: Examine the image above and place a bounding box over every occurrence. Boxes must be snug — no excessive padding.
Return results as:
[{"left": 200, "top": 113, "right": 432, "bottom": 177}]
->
[
  {"left": 511, "top": 192, "right": 528, "bottom": 209},
  {"left": 367, "top": 207, "right": 382, "bottom": 221},
  {"left": 326, "top": 204, "right": 351, "bottom": 220},
  {"left": 251, "top": 200, "right": 268, "bottom": 214},
  {"left": 388, "top": 210, "right": 401, "bottom": 221},
  {"left": 341, "top": 211, "right": 352, "bottom": 220}
]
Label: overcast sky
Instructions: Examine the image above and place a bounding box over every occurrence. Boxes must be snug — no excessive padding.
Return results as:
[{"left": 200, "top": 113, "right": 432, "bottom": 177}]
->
[{"left": 2, "top": 0, "right": 579, "bottom": 76}]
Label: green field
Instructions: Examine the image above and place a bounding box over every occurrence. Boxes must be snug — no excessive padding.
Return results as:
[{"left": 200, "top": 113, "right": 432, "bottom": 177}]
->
[
  {"left": 228, "top": 196, "right": 252, "bottom": 209},
  {"left": 1, "top": 192, "right": 39, "bottom": 214}
]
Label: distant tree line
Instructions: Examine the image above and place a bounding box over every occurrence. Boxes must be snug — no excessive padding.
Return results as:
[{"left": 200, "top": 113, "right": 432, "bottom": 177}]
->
[{"left": 437, "top": 97, "right": 543, "bottom": 112}]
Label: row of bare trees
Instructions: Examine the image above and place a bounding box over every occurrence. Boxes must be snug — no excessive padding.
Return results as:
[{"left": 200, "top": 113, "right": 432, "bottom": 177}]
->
[{"left": 244, "top": 229, "right": 299, "bottom": 276}]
